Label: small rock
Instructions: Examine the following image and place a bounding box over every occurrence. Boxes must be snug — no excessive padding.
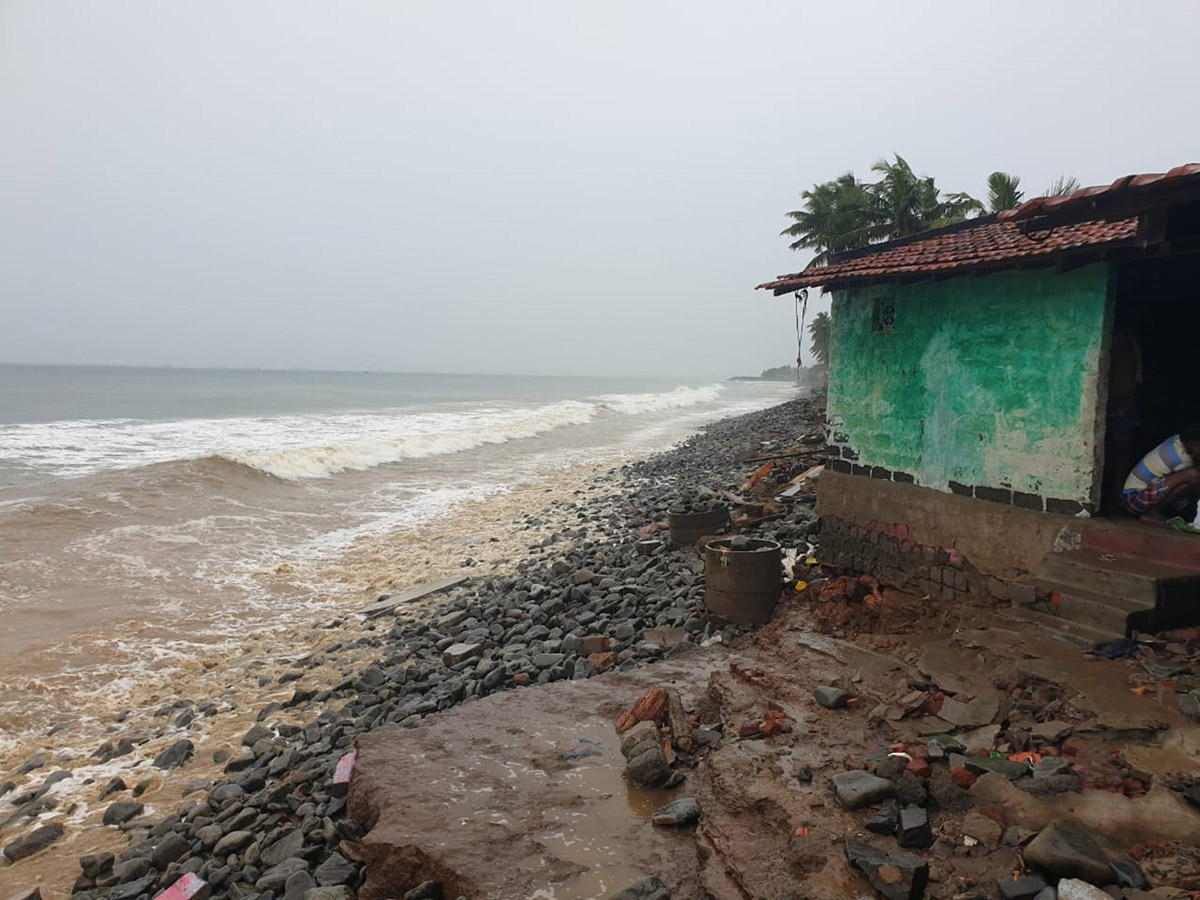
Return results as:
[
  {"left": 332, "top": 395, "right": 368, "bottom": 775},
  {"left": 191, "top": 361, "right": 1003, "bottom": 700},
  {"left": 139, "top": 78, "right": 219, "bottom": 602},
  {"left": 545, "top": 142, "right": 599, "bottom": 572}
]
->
[
  {"left": 111, "top": 857, "right": 151, "bottom": 881},
  {"left": 938, "top": 695, "right": 999, "bottom": 728},
  {"left": 442, "top": 642, "right": 483, "bottom": 666},
  {"left": 16, "top": 752, "right": 50, "bottom": 775},
  {"left": 109, "top": 875, "right": 156, "bottom": 900},
  {"left": 962, "top": 811, "right": 1003, "bottom": 850},
  {"left": 262, "top": 827, "right": 304, "bottom": 866},
  {"left": 897, "top": 807, "right": 932, "bottom": 849},
  {"left": 1032, "top": 757, "right": 1074, "bottom": 779},
  {"left": 213, "top": 829, "right": 256, "bottom": 855},
  {"left": 314, "top": 852, "right": 357, "bottom": 885},
  {"left": 285, "top": 871, "right": 316, "bottom": 900},
  {"left": 304, "top": 889, "right": 355, "bottom": 900},
  {"left": 650, "top": 797, "right": 701, "bottom": 826},
  {"left": 608, "top": 876, "right": 670, "bottom": 900},
  {"left": 1110, "top": 859, "right": 1146, "bottom": 889},
  {"left": 401, "top": 883, "right": 442, "bottom": 900},
  {"left": 1181, "top": 784, "right": 1200, "bottom": 810},
  {"left": 964, "top": 756, "right": 1029, "bottom": 780},
  {"left": 1030, "top": 720, "right": 1073, "bottom": 742},
  {"left": 79, "top": 851, "right": 114, "bottom": 877},
  {"left": 256, "top": 857, "right": 311, "bottom": 890},
  {"left": 1180, "top": 691, "right": 1200, "bottom": 723},
  {"left": 152, "top": 831, "right": 189, "bottom": 868},
  {"left": 845, "top": 839, "right": 929, "bottom": 900},
  {"left": 102, "top": 800, "right": 144, "bottom": 825},
  {"left": 833, "top": 770, "right": 894, "bottom": 810},
  {"left": 152, "top": 738, "right": 194, "bottom": 769},
  {"left": 997, "top": 874, "right": 1048, "bottom": 899},
  {"left": 865, "top": 799, "right": 899, "bottom": 835},
  {"left": 1024, "top": 818, "right": 1113, "bottom": 886},
  {"left": 1057, "top": 878, "right": 1112, "bottom": 900},
  {"left": 3, "top": 824, "right": 64, "bottom": 862},
  {"left": 814, "top": 686, "right": 854, "bottom": 709}
]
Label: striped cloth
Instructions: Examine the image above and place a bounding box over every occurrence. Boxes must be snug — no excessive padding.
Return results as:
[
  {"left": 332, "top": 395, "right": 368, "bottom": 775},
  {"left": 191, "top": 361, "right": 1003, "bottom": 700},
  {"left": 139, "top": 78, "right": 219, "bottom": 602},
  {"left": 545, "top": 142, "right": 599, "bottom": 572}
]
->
[{"left": 1123, "top": 434, "right": 1194, "bottom": 492}]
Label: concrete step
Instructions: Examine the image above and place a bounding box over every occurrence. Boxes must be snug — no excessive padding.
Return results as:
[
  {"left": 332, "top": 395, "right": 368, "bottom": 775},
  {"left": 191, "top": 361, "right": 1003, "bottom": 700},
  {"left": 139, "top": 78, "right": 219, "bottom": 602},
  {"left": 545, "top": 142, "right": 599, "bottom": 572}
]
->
[
  {"left": 1080, "top": 520, "right": 1200, "bottom": 571},
  {"left": 1033, "top": 580, "right": 1153, "bottom": 637},
  {"left": 1039, "top": 549, "right": 1195, "bottom": 605},
  {"left": 996, "top": 606, "right": 1113, "bottom": 649}
]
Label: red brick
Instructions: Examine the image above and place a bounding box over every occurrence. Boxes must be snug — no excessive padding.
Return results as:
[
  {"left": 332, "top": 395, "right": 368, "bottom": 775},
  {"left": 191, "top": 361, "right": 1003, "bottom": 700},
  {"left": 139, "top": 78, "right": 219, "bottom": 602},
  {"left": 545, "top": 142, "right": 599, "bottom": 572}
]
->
[
  {"left": 949, "top": 767, "right": 978, "bottom": 789},
  {"left": 906, "top": 757, "right": 930, "bottom": 778},
  {"left": 588, "top": 651, "right": 618, "bottom": 672}
]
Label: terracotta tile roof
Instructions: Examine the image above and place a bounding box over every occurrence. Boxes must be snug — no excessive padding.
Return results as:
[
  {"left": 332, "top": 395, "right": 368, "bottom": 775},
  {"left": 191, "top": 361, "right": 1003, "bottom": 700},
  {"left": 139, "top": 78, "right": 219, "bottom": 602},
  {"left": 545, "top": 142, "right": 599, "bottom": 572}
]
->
[
  {"left": 757, "top": 215, "right": 1139, "bottom": 294},
  {"left": 998, "top": 163, "right": 1200, "bottom": 222}
]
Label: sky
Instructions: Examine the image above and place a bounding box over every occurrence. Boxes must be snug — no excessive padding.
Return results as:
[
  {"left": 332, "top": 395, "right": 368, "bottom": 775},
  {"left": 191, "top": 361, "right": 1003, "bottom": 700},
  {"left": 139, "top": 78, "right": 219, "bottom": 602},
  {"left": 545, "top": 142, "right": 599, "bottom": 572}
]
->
[{"left": 2, "top": 1, "right": 1199, "bottom": 379}]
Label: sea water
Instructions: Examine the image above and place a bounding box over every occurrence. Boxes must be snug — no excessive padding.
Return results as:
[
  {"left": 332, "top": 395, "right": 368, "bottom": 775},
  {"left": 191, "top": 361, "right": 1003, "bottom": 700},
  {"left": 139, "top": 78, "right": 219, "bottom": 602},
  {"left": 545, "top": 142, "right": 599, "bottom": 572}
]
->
[{"left": 0, "top": 365, "right": 795, "bottom": 748}]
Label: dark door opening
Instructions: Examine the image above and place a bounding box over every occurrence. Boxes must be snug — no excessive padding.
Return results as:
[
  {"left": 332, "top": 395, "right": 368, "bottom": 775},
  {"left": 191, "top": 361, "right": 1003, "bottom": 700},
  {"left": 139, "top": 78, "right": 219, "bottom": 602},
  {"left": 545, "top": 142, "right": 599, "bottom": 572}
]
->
[{"left": 1102, "top": 252, "right": 1200, "bottom": 516}]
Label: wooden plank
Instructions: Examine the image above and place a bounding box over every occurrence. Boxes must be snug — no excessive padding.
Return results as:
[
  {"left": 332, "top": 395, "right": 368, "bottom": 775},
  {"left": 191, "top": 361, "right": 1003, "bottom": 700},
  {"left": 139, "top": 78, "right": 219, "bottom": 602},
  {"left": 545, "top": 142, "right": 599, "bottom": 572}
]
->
[{"left": 358, "top": 576, "right": 467, "bottom": 617}]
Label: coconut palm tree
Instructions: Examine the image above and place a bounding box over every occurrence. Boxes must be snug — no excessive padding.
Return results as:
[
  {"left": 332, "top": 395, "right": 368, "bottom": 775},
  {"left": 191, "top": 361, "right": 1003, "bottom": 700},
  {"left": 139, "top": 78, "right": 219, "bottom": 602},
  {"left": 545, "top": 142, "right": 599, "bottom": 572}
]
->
[
  {"left": 985, "top": 171, "right": 1024, "bottom": 212},
  {"left": 869, "top": 155, "right": 945, "bottom": 239},
  {"left": 781, "top": 173, "right": 877, "bottom": 265},
  {"left": 1046, "top": 175, "right": 1081, "bottom": 197},
  {"left": 808, "top": 312, "right": 832, "bottom": 366}
]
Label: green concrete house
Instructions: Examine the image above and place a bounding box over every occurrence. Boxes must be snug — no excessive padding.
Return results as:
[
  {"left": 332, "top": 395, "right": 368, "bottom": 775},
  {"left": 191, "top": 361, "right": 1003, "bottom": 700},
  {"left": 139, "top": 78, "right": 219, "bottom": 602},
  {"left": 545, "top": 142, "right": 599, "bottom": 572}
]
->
[{"left": 758, "top": 164, "right": 1200, "bottom": 638}]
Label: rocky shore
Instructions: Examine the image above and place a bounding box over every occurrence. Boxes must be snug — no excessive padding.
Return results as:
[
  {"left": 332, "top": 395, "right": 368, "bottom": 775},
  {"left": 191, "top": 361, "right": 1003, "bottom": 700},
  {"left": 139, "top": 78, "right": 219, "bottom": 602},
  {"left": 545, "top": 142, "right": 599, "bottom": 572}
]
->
[
  {"left": 1, "top": 395, "right": 823, "bottom": 900},
  {"left": 9, "top": 387, "right": 1198, "bottom": 900}
]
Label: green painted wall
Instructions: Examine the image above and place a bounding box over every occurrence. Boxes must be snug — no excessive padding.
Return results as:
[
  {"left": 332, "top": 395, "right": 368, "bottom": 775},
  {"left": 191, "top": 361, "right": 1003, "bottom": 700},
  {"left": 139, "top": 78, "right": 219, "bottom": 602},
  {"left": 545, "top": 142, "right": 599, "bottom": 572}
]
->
[{"left": 827, "top": 263, "right": 1113, "bottom": 503}]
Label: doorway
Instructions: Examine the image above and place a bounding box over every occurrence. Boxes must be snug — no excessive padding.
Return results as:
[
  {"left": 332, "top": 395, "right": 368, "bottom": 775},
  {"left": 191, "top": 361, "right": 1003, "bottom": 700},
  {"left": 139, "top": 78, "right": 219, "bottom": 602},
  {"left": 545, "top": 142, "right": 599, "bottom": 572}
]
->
[{"left": 1101, "top": 252, "right": 1200, "bottom": 515}]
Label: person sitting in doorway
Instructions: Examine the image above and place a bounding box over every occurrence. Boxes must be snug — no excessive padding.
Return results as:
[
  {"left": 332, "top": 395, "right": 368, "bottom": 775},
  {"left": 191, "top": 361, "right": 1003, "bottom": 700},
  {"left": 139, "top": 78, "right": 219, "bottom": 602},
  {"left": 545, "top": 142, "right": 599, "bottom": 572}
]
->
[{"left": 1122, "top": 429, "right": 1200, "bottom": 522}]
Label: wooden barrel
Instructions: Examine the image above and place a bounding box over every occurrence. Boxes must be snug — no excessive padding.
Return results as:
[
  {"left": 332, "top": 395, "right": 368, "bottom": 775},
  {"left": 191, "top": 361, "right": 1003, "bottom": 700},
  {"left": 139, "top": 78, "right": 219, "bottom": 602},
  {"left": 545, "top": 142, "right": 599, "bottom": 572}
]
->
[
  {"left": 667, "top": 506, "right": 730, "bottom": 547},
  {"left": 704, "top": 537, "right": 782, "bottom": 625}
]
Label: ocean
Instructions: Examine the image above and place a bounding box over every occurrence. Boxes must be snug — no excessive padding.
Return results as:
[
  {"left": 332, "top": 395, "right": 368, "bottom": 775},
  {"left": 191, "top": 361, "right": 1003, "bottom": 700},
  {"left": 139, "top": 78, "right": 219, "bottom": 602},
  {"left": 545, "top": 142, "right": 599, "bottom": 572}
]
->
[{"left": 0, "top": 365, "right": 796, "bottom": 751}]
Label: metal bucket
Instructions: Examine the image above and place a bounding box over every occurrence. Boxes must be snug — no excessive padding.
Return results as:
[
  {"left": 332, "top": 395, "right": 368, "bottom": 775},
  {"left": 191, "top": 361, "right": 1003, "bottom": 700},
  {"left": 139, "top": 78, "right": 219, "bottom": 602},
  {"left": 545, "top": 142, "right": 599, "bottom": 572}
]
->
[
  {"left": 667, "top": 506, "right": 730, "bottom": 547},
  {"left": 704, "top": 537, "right": 783, "bottom": 625}
]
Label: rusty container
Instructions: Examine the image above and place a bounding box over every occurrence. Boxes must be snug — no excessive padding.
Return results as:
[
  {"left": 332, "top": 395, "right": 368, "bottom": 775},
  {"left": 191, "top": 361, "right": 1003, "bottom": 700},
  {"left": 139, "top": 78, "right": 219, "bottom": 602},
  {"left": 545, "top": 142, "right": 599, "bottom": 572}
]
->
[
  {"left": 667, "top": 506, "right": 730, "bottom": 547},
  {"left": 704, "top": 537, "right": 783, "bottom": 625}
]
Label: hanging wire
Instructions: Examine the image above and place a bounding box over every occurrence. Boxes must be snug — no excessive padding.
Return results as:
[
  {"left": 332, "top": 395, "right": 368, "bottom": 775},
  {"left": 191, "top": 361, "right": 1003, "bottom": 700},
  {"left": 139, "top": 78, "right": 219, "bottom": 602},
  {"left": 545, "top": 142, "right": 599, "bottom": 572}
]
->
[{"left": 794, "top": 289, "right": 809, "bottom": 380}]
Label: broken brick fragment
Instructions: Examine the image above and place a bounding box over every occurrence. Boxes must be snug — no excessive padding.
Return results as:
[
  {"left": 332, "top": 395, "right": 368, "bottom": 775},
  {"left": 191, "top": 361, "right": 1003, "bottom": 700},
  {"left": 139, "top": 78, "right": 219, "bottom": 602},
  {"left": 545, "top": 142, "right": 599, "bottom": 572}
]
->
[
  {"left": 906, "top": 757, "right": 930, "bottom": 778},
  {"left": 588, "top": 651, "right": 619, "bottom": 672},
  {"left": 949, "top": 767, "right": 979, "bottom": 789},
  {"left": 616, "top": 687, "right": 669, "bottom": 735}
]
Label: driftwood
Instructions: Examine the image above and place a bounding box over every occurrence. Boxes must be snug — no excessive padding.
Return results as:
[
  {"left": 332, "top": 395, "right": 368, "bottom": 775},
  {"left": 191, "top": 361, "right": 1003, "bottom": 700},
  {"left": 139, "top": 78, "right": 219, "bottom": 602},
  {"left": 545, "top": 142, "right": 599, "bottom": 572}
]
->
[{"left": 665, "top": 688, "right": 694, "bottom": 753}]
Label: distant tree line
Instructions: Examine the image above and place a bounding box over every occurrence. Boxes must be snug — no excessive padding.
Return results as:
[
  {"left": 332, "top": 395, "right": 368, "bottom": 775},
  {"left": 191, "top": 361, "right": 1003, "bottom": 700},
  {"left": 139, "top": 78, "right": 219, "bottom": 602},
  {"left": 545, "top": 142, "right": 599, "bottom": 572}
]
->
[{"left": 781, "top": 155, "right": 1080, "bottom": 265}]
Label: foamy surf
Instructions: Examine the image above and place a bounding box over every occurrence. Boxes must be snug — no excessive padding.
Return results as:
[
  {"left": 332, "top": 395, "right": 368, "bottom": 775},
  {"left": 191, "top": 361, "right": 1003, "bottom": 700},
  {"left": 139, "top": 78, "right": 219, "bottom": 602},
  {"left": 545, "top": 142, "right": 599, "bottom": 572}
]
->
[{"left": 0, "top": 382, "right": 730, "bottom": 482}]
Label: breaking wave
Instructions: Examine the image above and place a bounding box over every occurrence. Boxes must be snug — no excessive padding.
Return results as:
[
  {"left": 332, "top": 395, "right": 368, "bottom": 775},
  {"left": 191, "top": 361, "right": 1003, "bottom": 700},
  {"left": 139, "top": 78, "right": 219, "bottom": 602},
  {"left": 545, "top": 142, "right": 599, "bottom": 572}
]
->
[
  {"left": 596, "top": 383, "right": 724, "bottom": 415},
  {"left": 220, "top": 400, "right": 598, "bottom": 480},
  {"left": 0, "top": 383, "right": 729, "bottom": 482}
]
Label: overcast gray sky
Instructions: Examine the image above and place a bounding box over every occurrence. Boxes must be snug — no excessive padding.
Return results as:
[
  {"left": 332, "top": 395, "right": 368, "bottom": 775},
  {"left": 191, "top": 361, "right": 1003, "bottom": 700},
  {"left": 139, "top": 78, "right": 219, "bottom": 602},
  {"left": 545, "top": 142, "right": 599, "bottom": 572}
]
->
[{"left": 2, "top": 1, "right": 1198, "bottom": 378}]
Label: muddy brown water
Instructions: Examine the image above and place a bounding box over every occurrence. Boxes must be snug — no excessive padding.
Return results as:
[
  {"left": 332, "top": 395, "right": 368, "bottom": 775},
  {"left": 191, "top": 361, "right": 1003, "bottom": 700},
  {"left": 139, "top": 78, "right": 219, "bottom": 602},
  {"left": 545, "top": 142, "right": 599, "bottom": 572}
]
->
[{"left": 0, "top": 464, "right": 624, "bottom": 898}]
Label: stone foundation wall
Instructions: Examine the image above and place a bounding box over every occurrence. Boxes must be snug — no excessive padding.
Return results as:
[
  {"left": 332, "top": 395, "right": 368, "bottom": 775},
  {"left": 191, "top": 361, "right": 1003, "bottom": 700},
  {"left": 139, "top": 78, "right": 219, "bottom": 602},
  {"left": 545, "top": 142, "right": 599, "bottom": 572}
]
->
[{"left": 817, "top": 469, "right": 1082, "bottom": 599}]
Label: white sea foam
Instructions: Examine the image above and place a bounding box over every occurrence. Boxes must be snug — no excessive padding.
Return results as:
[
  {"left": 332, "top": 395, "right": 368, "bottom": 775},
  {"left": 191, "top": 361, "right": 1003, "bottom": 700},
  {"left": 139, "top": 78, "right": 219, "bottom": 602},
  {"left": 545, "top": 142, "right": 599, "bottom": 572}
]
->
[
  {"left": 595, "top": 383, "right": 724, "bottom": 415},
  {"left": 0, "top": 383, "right": 736, "bottom": 482}
]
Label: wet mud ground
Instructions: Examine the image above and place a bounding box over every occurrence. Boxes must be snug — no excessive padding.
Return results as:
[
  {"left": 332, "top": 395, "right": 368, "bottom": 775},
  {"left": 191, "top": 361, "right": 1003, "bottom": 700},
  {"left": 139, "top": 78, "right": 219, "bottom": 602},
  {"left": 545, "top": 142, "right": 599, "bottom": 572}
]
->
[{"left": 348, "top": 586, "right": 1200, "bottom": 899}]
